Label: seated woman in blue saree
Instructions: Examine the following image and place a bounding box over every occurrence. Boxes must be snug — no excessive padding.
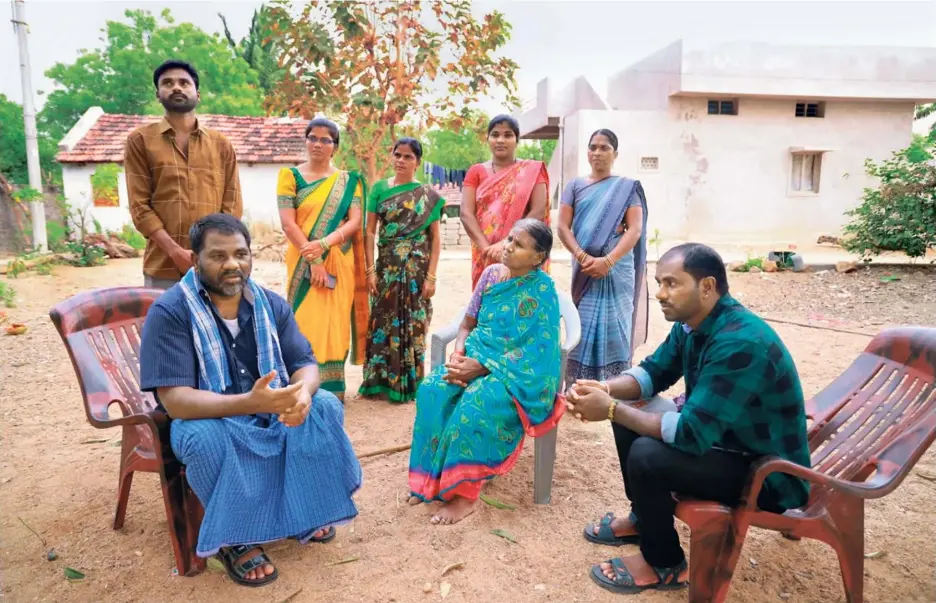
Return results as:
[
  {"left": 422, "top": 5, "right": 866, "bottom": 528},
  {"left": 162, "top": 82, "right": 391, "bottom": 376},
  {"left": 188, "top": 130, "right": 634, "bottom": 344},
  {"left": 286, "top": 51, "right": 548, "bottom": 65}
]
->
[
  {"left": 408, "top": 219, "right": 565, "bottom": 524},
  {"left": 558, "top": 129, "right": 649, "bottom": 386}
]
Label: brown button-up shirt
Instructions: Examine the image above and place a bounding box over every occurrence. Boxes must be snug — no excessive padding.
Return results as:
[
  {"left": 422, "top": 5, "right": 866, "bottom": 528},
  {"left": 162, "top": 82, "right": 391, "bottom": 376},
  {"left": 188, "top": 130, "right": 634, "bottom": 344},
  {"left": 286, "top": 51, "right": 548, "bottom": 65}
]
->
[{"left": 124, "top": 117, "right": 243, "bottom": 279}]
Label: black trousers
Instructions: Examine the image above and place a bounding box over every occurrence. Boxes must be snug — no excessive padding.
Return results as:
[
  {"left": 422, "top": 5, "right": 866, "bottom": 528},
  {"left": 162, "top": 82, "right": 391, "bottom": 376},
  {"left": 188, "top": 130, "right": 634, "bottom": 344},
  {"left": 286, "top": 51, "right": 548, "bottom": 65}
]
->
[{"left": 611, "top": 423, "right": 782, "bottom": 568}]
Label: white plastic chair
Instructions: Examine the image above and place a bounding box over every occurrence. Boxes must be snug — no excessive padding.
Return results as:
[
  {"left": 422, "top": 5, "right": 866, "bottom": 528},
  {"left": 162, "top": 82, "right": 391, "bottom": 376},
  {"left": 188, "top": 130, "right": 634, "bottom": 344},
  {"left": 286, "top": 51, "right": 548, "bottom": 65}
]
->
[{"left": 428, "top": 290, "right": 582, "bottom": 504}]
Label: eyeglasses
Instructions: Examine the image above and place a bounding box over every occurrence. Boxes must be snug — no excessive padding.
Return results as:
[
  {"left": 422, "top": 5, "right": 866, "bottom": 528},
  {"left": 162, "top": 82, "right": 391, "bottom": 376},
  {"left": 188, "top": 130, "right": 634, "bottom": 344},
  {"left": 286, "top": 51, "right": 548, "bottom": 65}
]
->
[{"left": 306, "top": 136, "right": 335, "bottom": 146}]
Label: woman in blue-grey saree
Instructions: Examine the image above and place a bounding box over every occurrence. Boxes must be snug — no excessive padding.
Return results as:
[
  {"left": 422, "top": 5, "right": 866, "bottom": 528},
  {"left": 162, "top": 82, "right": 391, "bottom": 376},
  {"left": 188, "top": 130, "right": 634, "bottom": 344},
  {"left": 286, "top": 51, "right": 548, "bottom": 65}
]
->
[
  {"left": 408, "top": 219, "right": 565, "bottom": 525},
  {"left": 557, "top": 129, "right": 649, "bottom": 386}
]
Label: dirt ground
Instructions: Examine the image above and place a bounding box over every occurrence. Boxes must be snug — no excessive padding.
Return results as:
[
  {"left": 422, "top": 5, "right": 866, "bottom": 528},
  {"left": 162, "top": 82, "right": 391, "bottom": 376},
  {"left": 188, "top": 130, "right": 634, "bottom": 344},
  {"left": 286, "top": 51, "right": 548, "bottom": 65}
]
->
[{"left": 1, "top": 256, "right": 934, "bottom": 603}]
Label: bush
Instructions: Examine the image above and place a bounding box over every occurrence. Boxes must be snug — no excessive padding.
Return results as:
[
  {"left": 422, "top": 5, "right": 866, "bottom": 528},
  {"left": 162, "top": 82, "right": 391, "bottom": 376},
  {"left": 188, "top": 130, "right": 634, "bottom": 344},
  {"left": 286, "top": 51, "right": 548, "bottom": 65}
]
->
[
  {"left": 843, "top": 137, "right": 936, "bottom": 260},
  {"left": 118, "top": 224, "right": 146, "bottom": 250},
  {"left": 0, "top": 281, "right": 15, "bottom": 308}
]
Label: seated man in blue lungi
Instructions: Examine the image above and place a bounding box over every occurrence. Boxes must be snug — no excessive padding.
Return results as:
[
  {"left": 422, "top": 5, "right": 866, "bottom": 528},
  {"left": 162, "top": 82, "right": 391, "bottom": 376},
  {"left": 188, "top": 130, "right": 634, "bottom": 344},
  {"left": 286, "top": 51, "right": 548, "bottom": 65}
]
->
[{"left": 140, "top": 213, "right": 362, "bottom": 587}]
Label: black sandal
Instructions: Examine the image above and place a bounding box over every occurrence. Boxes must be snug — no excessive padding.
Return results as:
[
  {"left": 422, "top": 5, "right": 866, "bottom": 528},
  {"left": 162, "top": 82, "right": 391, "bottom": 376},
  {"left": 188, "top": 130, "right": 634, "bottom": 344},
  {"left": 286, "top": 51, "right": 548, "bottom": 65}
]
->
[
  {"left": 590, "top": 557, "right": 688, "bottom": 594},
  {"left": 217, "top": 544, "right": 278, "bottom": 588},
  {"left": 583, "top": 512, "right": 640, "bottom": 546},
  {"left": 310, "top": 525, "right": 336, "bottom": 544}
]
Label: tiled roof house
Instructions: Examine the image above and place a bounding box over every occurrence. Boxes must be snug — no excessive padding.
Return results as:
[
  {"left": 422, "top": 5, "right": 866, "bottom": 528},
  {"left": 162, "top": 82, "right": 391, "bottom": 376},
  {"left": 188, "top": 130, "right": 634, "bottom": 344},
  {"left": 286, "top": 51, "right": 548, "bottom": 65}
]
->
[{"left": 57, "top": 107, "right": 307, "bottom": 230}]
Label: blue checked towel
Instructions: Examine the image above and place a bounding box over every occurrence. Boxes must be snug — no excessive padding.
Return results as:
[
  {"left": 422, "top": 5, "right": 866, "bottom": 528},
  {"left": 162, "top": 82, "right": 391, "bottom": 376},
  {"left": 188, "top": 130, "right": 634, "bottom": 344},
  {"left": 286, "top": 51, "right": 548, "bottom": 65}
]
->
[{"left": 178, "top": 268, "right": 289, "bottom": 393}]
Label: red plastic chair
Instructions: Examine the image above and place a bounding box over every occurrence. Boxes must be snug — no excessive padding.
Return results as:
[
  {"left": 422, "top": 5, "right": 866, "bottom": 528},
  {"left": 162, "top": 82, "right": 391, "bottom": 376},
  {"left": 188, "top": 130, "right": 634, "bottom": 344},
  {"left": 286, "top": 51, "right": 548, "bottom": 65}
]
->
[
  {"left": 50, "top": 287, "right": 205, "bottom": 577},
  {"left": 675, "top": 327, "right": 936, "bottom": 602}
]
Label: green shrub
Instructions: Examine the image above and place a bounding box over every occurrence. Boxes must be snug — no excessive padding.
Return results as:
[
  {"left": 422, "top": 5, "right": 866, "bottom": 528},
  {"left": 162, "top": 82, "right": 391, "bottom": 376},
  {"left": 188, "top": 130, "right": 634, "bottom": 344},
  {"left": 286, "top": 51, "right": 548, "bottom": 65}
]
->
[
  {"left": 843, "top": 137, "right": 936, "bottom": 260},
  {"left": 0, "top": 281, "right": 15, "bottom": 307},
  {"left": 119, "top": 224, "right": 146, "bottom": 250}
]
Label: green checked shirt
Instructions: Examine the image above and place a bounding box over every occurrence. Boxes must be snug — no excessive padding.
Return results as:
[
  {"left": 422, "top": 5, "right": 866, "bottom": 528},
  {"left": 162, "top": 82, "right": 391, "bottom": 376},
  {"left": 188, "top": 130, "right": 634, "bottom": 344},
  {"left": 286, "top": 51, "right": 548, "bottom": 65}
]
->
[{"left": 626, "top": 295, "right": 811, "bottom": 511}]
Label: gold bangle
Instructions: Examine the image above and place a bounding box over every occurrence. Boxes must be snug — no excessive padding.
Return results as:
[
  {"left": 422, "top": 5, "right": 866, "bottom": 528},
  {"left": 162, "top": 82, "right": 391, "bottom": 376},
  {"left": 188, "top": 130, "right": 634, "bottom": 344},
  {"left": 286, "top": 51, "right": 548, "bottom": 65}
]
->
[
  {"left": 365, "top": 265, "right": 376, "bottom": 275},
  {"left": 337, "top": 230, "right": 346, "bottom": 244},
  {"left": 319, "top": 238, "right": 330, "bottom": 252},
  {"left": 604, "top": 256, "right": 614, "bottom": 269},
  {"left": 607, "top": 400, "right": 617, "bottom": 422},
  {"left": 426, "top": 273, "right": 437, "bottom": 283}
]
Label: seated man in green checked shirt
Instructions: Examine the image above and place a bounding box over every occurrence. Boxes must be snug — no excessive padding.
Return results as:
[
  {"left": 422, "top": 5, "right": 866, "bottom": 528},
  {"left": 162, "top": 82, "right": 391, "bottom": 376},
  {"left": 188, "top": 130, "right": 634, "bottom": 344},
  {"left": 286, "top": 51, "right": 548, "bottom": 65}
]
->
[{"left": 566, "top": 243, "right": 810, "bottom": 596}]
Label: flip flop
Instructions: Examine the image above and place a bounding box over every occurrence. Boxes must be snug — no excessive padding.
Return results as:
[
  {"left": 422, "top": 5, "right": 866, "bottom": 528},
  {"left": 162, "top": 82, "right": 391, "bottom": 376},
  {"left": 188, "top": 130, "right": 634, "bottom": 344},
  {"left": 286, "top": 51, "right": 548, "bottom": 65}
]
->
[
  {"left": 583, "top": 511, "right": 640, "bottom": 546},
  {"left": 589, "top": 557, "right": 688, "bottom": 594},
  {"left": 310, "top": 525, "right": 336, "bottom": 544},
  {"left": 217, "top": 544, "right": 278, "bottom": 588}
]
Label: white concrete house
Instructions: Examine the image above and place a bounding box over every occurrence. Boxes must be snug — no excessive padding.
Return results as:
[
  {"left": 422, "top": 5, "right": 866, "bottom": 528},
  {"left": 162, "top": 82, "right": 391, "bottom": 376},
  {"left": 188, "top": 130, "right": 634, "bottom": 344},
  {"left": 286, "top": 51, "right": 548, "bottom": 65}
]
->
[
  {"left": 56, "top": 107, "right": 307, "bottom": 233},
  {"left": 520, "top": 40, "right": 936, "bottom": 247}
]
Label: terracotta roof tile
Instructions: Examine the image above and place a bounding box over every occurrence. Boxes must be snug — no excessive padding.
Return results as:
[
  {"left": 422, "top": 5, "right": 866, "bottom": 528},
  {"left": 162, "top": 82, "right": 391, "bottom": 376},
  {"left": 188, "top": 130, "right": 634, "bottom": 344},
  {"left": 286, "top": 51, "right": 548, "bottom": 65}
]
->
[{"left": 56, "top": 113, "right": 308, "bottom": 164}]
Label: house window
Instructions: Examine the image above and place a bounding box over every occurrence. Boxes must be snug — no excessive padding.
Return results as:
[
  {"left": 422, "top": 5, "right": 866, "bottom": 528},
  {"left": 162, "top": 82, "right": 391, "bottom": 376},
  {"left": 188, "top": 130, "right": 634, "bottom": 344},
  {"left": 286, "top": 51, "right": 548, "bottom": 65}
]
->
[
  {"left": 790, "top": 152, "right": 823, "bottom": 193},
  {"left": 707, "top": 99, "right": 738, "bottom": 115},
  {"left": 639, "top": 156, "right": 659, "bottom": 172},
  {"left": 795, "top": 102, "right": 825, "bottom": 118}
]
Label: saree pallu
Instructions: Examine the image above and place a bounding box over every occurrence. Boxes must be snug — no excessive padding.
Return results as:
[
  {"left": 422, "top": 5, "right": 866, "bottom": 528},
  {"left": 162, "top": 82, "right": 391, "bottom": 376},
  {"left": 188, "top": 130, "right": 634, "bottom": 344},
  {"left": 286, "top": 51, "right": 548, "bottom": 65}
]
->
[
  {"left": 408, "top": 269, "right": 565, "bottom": 502},
  {"left": 359, "top": 181, "right": 445, "bottom": 403},
  {"left": 565, "top": 177, "right": 649, "bottom": 384},
  {"left": 282, "top": 168, "right": 369, "bottom": 395},
  {"left": 470, "top": 160, "right": 550, "bottom": 288}
]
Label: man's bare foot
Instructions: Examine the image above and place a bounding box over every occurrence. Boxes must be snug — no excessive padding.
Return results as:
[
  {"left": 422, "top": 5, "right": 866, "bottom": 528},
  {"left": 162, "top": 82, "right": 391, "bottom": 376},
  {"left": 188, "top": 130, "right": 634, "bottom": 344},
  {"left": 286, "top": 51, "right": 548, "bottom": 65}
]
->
[
  {"left": 592, "top": 514, "right": 638, "bottom": 538},
  {"left": 598, "top": 553, "right": 688, "bottom": 587},
  {"left": 407, "top": 495, "right": 422, "bottom": 506},
  {"left": 311, "top": 527, "right": 330, "bottom": 539},
  {"left": 430, "top": 496, "right": 478, "bottom": 525},
  {"left": 233, "top": 547, "right": 275, "bottom": 583}
]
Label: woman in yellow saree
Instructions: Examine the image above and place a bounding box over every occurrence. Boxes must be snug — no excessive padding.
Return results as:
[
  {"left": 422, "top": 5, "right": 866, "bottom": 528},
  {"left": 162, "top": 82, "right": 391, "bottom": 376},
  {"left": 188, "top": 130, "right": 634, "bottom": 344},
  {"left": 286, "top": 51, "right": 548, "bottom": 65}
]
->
[{"left": 277, "top": 118, "right": 368, "bottom": 400}]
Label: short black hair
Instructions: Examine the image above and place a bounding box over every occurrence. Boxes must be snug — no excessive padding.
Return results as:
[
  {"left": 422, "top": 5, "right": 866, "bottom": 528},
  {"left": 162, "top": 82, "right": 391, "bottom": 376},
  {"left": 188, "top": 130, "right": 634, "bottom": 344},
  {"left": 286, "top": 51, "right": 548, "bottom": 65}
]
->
[
  {"left": 589, "top": 128, "right": 619, "bottom": 152},
  {"left": 661, "top": 243, "right": 729, "bottom": 295},
  {"left": 189, "top": 213, "right": 251, "bottom": 255},
  {"left": 487, "top": 114, "right": 520, "bottom": 138},
  {"left": 513, "top": 218, "right": 553, "bottom": 266},
  {"left": 153, "top": 60, "right": 199, "bottom": 90},
  {"left": 393, "top": 137, "right": 423, "bottom": 161},
  {"left": 305, "top": 118, "right": 340, "bottom": 146}
]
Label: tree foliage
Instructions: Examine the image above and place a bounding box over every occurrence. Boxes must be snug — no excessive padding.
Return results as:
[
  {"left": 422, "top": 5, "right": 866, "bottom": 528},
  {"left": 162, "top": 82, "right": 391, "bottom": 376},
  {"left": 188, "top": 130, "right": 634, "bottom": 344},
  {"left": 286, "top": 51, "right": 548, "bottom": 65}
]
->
[
  {"left": 219, "top": 4, "right": 285, "bottom": 99},
  {"left": 0, "top": 95, "right": 59, "bottom": 187},
  {"left": 517, "top": 139, "right": 557, "bottom": 164},
  {"left": 265, "top": 0, "right": 519, "bottom": 184},
  {"left": 39, "top": 9, "right": 266, "bottom": 143},
  {"left": 843, "top": 136, "right": 936, "bottom": 260},
  {"left": 915, "top": 103, "right": 936, "bottom": 141},
  {"left": 423, "top": 112, "right": 489, "bottom": 170}
]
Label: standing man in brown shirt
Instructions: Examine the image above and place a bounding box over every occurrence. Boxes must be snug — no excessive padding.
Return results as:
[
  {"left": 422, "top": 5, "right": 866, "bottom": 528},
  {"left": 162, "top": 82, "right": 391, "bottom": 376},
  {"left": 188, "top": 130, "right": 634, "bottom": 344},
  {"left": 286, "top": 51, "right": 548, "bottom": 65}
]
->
[{"left": 124, "top": 60, "right": 243, "bottom": 289}]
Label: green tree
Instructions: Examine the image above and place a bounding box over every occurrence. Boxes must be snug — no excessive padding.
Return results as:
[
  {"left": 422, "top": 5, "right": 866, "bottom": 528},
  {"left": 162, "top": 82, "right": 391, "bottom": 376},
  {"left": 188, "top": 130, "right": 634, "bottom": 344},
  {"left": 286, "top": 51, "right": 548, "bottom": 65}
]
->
[
  {"left": 266, "top": 0, "right": 519, "bottom": 185},
  {"left": 842, "top": 135, "right": 936, "bottom": 260},
  {"left": 517, "top": 139, "right": 557, "bottom": 163},
  {"left": 916, "top": 103, "right": 936, "bottom": 142},
  {"left": 0, "top": 94, "right": 59, "bottom": 187},
  {"left": 423, "top": 112, "right": 490, "bottom": 171},
  {"left": 39, "top": 9, "right": 266, "bottom": 143},
  {"left": 218, "top": 4, "right": 284, "bottom": 99}
]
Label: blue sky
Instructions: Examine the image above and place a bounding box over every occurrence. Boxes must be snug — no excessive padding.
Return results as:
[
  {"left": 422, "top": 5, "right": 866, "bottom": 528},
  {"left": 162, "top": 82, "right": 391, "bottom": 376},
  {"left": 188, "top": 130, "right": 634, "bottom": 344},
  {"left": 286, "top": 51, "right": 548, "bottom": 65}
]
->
[{"left": 2, "top": 0, "right": 934, "bottom": 114}]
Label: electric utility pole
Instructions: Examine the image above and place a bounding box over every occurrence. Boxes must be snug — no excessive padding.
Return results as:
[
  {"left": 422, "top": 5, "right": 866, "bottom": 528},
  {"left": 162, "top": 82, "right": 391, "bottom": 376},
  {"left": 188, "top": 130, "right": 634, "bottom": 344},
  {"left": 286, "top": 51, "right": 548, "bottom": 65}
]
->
[{"left": 12, "top": 0, "right": 47, "bottom": 251}]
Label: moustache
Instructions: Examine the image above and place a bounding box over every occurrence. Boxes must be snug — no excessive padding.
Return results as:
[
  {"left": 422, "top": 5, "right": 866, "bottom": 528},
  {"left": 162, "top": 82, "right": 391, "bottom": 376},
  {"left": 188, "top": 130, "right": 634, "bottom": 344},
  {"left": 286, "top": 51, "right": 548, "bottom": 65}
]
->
[{"left": 221, "top": 270, "right": 245, "bottom": 280}]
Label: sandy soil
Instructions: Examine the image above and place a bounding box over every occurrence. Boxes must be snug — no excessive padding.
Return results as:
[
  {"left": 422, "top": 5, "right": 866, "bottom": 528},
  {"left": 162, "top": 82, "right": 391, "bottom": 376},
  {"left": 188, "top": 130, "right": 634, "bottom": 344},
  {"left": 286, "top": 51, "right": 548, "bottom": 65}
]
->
[{"left": 1, "top": 256, "right": 934, "bottom": 603}]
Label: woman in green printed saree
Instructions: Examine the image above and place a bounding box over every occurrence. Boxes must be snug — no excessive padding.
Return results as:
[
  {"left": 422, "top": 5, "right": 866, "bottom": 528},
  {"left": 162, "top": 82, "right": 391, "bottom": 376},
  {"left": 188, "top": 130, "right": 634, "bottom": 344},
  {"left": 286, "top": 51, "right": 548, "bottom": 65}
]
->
[
  {"left": 277, "top": 118, "right": 368, "bottom": 400},
  {"left": 359, "top": 138, "right": 445, "bottom": 403},
  {"left": 408, "top": 219, "right": 566, "bottom": 524}
]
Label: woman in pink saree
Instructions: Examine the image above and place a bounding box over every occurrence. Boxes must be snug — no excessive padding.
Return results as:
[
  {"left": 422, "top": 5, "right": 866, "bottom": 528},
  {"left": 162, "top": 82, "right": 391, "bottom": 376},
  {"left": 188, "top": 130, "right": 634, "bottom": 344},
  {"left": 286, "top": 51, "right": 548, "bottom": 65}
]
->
[{"left": 460, "top": 115, "right": 550, "bottom": 288}]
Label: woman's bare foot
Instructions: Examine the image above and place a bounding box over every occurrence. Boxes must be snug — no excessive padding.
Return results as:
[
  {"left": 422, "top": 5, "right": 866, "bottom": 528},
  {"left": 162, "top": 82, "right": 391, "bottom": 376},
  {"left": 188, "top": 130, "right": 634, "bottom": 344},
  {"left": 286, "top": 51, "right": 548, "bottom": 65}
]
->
[
  {"left": 234, "top": 547, "right": 275, "bottom": 582},
  {"left": 430, "top": 496, "right": 478, "bottom": 525},
  {"left": 407, "top": 495, "right": 422, "bottom": 506}
]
